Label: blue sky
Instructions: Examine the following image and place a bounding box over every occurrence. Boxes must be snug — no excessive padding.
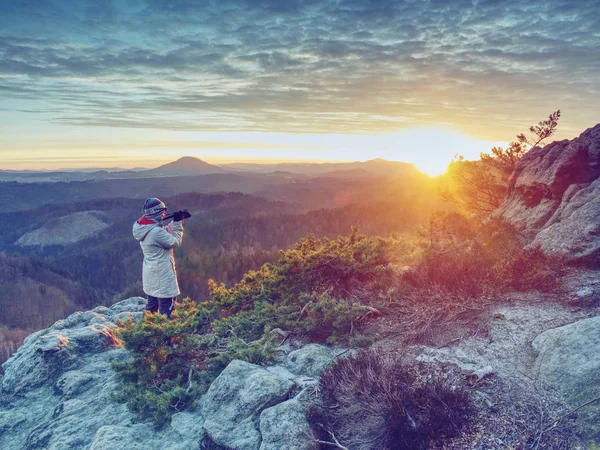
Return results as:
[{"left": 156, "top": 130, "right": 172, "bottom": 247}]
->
[{"left": 1, "top": 0, "right": 598, "bottom": 173}]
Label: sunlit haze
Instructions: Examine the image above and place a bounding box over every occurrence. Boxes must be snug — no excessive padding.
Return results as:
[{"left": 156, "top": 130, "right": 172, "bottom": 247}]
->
[
  {"left": 1, "top": 0, "right": 598, "bottom": 173},
  {"left": 1, "top": 127, "right": 503, "bottom": 176}
]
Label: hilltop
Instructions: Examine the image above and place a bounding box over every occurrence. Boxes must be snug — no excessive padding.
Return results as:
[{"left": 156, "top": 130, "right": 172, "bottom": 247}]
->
[{"left": 139, "top": 156, "right": 228, "bottom": 177}]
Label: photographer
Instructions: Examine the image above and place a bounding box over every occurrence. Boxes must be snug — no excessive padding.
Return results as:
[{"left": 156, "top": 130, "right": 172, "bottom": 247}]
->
[{"left": 132, "top": 198, "right": 186, "bottom": 318}]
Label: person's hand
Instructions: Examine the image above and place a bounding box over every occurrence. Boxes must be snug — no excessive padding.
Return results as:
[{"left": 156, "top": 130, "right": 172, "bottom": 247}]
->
[{"left": 173, "top": 211, "right": 183, "bottom": 222}]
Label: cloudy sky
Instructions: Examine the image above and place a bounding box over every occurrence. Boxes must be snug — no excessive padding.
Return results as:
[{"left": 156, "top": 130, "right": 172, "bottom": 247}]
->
[{"left": 1, "top": 0, "right": 598, "bottom": 174}]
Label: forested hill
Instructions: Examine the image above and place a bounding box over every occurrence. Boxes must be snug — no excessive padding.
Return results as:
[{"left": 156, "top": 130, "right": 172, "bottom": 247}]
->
[
  {"left": 0, "top": 194, "right": 295, "bottom": 250},
  {"left": 0, "top": 174, "right": 281, "bottom": 212},
  {"left": 0, "top": 252, "right": 101, "bottom": 331}
]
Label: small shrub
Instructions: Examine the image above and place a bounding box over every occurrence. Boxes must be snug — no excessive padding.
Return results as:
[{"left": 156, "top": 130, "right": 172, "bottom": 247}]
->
[
  {"left": 308, "top": 350, "right": 473, "bottom": 450},
  {"left": 404, "top": 212, "right": 565, "bottom": 295}
]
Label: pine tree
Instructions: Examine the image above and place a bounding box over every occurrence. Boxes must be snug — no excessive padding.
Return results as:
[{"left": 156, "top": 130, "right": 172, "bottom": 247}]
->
[{"left": 442, "top": 110, "right": 561, "bottom": 216}]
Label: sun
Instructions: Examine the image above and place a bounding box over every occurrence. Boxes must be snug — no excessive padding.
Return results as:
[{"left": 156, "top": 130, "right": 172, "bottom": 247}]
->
[
  {"left": 414, "top": 160, "right": 450, "bottom": 177},
  {"left": 361, "top": 127, "right": 502, "bottom": 177}
]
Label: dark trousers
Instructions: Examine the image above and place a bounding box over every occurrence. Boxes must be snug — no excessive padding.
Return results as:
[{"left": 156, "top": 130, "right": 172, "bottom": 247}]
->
[{"left": 146, "top": 296, "right": 176, "bottom": 318}]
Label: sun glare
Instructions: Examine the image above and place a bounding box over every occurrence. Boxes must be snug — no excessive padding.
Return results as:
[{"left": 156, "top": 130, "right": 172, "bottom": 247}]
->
[{"left": 415, "top": 162, "right": 449, "bottom": 177}]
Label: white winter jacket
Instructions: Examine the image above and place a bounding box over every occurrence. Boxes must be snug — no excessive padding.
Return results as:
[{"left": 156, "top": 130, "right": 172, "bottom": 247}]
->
[{"left": 132, "top": 217, "right": 184, "bottom": 298}]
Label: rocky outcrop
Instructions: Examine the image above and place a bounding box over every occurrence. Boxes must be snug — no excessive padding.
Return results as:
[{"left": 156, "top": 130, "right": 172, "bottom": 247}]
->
[
  {"left": 533, "top": 315, "right": 600, "bottom": 444},
  {"left": 283, "top": 343, "right": 337, "bottom": 378},
  {"left": 0, "top": 298, "right": 334, "bottom": 450},
  {"left": 497, "top": 123, "right": 600, "bottom": 263},
  {"left": 0, "top": 297, "right": 206, "bottom": 450}
]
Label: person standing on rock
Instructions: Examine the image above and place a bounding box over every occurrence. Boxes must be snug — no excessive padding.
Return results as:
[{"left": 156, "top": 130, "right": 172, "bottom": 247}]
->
[{"left": 132, "top": 198, "right": 184, "bottom": 318}]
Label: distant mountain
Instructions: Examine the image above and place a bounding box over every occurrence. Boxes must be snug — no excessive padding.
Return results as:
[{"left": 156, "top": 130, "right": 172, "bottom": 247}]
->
[
  {"left": 0, "top": 158, "right": 415, "bottom": 184},
  {"left": 317, "top": 169, "right": 374, "bottom": 178},
  {"left": 0, "top": 173, "right": 280, "bottom": 212},
  {"left": 220, "top": 158, "right": 418, "bottom": 177},
  {"left": 360, "top": 158, "right": 418, "bottom": 176},
  {"left": 0, "top": 170, "right": 99, "bottom": 183},
  {"left": 141, "top": 156, "right": 228, "bottom": 177},
  {"left": 0, "top": 169, "right": 414, "bottom": 212}
]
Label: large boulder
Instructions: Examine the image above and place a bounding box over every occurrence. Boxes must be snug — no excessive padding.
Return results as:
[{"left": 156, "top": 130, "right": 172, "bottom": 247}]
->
[
  {"left": 532, "top": 315, "right": 600, "bottom": 444},
  {"left": 497, "top": 123, "right": 600, "bottom": 263},
  {"left": 89, "top": 413, "right": 204, "bottom": 450},
  {"left": 202, "top": 360, "right": 295, "bottom": 450}
]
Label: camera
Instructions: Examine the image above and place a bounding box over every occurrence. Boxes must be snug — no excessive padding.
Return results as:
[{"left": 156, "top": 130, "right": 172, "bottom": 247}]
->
[{"left": 163, "top": 209, "right": 192, "bottom": 221}]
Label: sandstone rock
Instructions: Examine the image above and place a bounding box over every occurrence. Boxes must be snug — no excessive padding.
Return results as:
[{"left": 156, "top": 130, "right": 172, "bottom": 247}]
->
[
  {"left": 105, "top": 297, "right": 147, "bottom": 314},
  {"left": 89, "top": 422, "right": 203, "bottom": 450},
  {"left": 202, "top": 360, "right": 295, "bottom": 450},
  {"left": 90, "top": 425, "right": 144, "bottom": 450},
  {"left": 1, "top": 298, "right": 146, "bottom": 395},
  {"left": 532, "top": 177, "right": 600, "bottom": 259},
  {"left": 497, "top": 123, "right": 600, "bottom": 262},
  {"left": 259, "top": 398, "right": 317, "bottom": 450},
  {"left": 2, "top": 325, "right": 123, "bottom": 395},
  {"left": 532, "top": 315, "right": 600, "bottom": 444},
  {"left": 283, "top": 344, "right": 336, "bottom": 378},
  {"left": 0, "top": 297, "right": 208, "bottom": 450},
  {"left": 55, "top": 370, "right": 96, "bottom": 397},
  {"left": 170, "top": 410, "right": 205, "bottom": 446}
]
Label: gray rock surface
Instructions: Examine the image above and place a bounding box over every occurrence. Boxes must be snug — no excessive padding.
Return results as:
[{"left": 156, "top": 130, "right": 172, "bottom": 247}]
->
[
  {"left": 259, "top": 398, "right": 317, "bottom": 450},
  {"left": 0, "top": 297, "right": 204, "bottom": 450},
  {"left": 283, "top": 343, "right": 336, "bottom": 378},
  {"left": 202, "top": 360, "right": 295, "bottom": 450},
  {"left": 497, "top": 123, "right": 600, "bottom": 262},
  {"left": 533, "top": 315, "right": 600, "bottom": 443},
  {"left": 532, "top": 177, "right": 600, "bottom": 259},
  {"left": 89, "top": 418, "right": 204, "bottom": 450}
]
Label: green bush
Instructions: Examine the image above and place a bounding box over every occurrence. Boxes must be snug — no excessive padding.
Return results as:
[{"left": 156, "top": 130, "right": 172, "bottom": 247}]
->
[
  {"left": 207, "top": 229, "right": 399, "bottom": 342},
  {"left": 308, "top": 350, "right": 473, "bottom": 450}
]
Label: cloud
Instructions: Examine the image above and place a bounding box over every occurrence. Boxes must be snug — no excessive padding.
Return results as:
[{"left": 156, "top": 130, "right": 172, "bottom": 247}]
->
[{"left": 0, "top": 0, "right": 598, "bottom": 139}]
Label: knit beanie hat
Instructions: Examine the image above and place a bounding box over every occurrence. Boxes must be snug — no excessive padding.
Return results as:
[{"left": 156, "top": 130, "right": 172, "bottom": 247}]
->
[{"left": 143, "top": 198, "right": 167, "bottom": 221}]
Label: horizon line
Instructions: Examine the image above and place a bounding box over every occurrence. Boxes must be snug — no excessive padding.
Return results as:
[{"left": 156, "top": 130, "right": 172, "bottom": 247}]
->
[{"left": 1, "top": 156, "right": 417, "bottom": 172}]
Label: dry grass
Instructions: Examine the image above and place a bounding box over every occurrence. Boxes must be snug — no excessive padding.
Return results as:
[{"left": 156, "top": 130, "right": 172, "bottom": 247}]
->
[
  {"left": 307, "top": 350, "right": 474, "bottom": 450},
  {"left": 358, "top": 282, "right": 495, "bottom": 350}
]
